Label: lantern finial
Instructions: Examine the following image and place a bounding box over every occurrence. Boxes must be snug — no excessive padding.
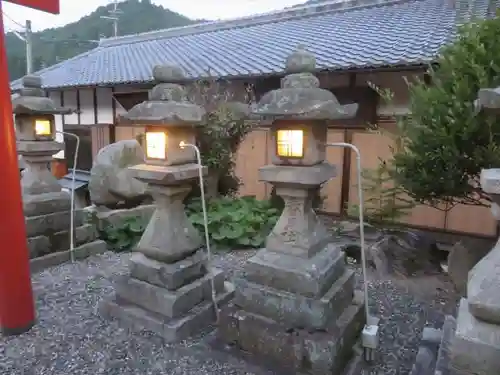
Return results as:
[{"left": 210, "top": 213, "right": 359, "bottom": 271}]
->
[{"left": 285, "top": 45, "right": 316, "bottom": 74}]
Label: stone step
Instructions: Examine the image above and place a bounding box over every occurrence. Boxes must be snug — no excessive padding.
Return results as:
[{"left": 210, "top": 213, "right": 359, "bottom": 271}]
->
[
  {"left": 100, "top": 281, "right": 235, "bottom": 342},
  {"left": 233, "top": 268, "right": 355, "bottom": 331},
  {"left": 30, "top": 240, "right": 108, "bottom": 274},
  {"left": 115, "top": 268, "right": 225, "bottom": 320},
  {"left": 25, "top": 209, "right": 85, "bottom": 238},
  {"left": 27, "top": 224, "right": 97, "bottom": 258},
  {"left": 218, "top": 292, "right": 365, "bottom": 375}
]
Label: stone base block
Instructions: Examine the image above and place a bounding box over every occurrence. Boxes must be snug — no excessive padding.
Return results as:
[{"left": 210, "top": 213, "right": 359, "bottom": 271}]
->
[
  {"left": 27, "top": 224, "right": 97, "bottom": 258},
  {"left": 234, "top": 269, "right": 355, "bottom": 330},
  {"left": 30, "top": 240, "right": 108, "bottom": 274},
  {"left": 450, "top": 299, "right": 500, "bottom": 375},
  {"left": 116, "top": 268, "right": 225, "bottom": 319},
  {"left": 25, "top": 209, "right": 84, "bottom": 237},
  {"left": 243, "top": 244, "right": 346, "bottom": 298},
  {"left": 129, "top": 250, "right": 207, "bottom": 290},
  {"left": 100, "top": 282, "right": 235, "bottom": 342},
  {"left": 23, "top": 191, "right": 71, "bottom": 217},
  {"left": 218, "top": 295, "right": 365, "bottom": 375},
  {"left": 86, "top": 204, "right": 156, "bottom": 231}
]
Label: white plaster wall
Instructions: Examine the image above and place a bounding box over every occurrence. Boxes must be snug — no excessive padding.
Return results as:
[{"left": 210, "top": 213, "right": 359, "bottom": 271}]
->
[
  {"left": 79, "top": 89, "right": 95, "bottom": 124},
  {"left": 48, "top": 91, "right": 65, "bottom": 159}
]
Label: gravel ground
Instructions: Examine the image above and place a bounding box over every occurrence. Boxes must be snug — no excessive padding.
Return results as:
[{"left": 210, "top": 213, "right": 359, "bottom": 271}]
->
[{"left": 0, "top": 249, "right": 459, "bottom": 375}]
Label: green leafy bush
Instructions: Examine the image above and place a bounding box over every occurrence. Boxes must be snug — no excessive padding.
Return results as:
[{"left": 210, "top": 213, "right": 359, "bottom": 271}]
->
[
  {"left": 99, "top": 216, "right": 147, "bottom": 251},
  {"left": 186, "top": 196, "right": 280, "bottom": 249},
  {"left": 94, "top": 196, "right": 281, "bottom": 251}
]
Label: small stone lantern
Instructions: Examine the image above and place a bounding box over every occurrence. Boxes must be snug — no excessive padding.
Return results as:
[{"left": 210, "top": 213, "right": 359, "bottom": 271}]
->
[
  {"left": 101, "top": 64, "right": 234, "bottom": 341},
  {"left": 450, "top": 86, "right": 500, "bottom": 375},
  {"left": 13, "top": 75, "right": 74, "bottom": 216},
  {"left": 218, "top": 47, "right": 364, "bottom": 374}
]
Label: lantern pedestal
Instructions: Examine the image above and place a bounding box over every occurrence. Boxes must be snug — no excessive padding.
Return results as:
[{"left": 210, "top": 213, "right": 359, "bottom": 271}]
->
[
  {"left": 19, "top": 141, "right": 71, "bottom": 216},
  {"left": 219, "top": 162, "right": 364, "bottom": 374},
  {"left": 100, "top": 163, "right": 235, "bottom": 341}
]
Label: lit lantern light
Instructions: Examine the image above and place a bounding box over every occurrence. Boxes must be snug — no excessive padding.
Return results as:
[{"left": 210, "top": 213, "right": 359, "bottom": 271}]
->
[
  {"left": 276, "top": 129, "right": 304, "bottom": 158},
  {"left": 34, "top": 118, "right": 52, "bottom": 137},
  {"left": 145, "top": 130, "right": 167, "bottom": 160}
]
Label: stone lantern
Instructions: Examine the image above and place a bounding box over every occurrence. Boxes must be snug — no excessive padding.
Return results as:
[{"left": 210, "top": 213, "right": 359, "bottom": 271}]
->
[
  {"left": 13, "top": 75, "right": 73, "bottom": 216},
  {"left": 13, "top": 75, "right": 107, "bottom": 260},
  {"left": 100, "top": 64, "right": 234, "bottom": 341},
  {"left": 450, "top": 87, "right": 500, "bottom": 375},
  {"left": 218, "top": 47, "right": 364, "bottom": 374}
]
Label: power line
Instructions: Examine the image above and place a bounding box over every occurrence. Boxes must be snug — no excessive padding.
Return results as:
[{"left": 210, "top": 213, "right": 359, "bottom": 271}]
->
[{"left": 2, "top": 11, "right": 24, "bottom": 29}]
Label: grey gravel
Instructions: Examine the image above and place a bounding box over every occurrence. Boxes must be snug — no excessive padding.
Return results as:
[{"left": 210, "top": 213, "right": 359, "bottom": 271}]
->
[{"left": 0, "top": 249, "right": 458, "bottom": 375}]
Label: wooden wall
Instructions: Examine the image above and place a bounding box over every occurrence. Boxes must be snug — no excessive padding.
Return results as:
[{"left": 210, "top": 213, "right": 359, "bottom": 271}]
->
[{"left": 233, "top": 127, "right": 497, "bottom": 238}]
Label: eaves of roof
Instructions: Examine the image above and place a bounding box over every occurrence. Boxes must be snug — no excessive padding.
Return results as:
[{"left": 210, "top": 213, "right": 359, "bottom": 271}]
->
[{"left": 9, "top": 0, "right": 496, "bottom": 91}]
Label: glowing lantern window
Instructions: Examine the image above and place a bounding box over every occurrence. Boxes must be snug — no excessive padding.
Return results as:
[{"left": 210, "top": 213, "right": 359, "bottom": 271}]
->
[
  {"left": 145, "top": 131, "right": 167, "bottom": 160},
  {"left": 276, "top": 129, "right": 304, "bottom": 158},
  {"left": 34, "top": 119, "right": 52, "bottom": 137}
]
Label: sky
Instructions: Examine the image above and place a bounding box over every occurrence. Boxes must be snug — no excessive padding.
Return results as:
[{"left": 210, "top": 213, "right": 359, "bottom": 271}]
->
[{"left": 2, "top": 0, "right": 306, "bottom": 33}]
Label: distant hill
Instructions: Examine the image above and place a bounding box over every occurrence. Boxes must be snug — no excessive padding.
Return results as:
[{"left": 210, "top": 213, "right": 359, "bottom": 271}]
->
[{"left": 6, "top": 0, "right": 201, "bottom": 81}]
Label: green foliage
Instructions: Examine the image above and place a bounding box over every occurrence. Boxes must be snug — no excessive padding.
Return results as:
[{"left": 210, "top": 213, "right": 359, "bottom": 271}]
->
[
  {"left": 348, "top": 160, "right": 415, "bottom": 226},
  {"left": 99, "top": 216, "right": 148, "bottom": 252},
  {"left": 186, "top": 196, "right": 280, "bottom": 249},
  {"left": 383, "top": 14, "right": 500, "bottom": 207},
  {"left": 187, "top": 75, "right": 256, "bottom": 197},
  {"left": 7, "top": 0, "right": 201, "bottom": 80},
  {"left": 92, "top": 197, "right": 281, "bottom": 251}
]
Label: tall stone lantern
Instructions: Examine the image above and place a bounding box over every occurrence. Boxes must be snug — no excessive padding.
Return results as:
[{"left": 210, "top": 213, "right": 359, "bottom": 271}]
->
[
  {"left": 219, "top": 47, "right": 365, "bottom": 374},
  {"left": 450, "top": 86, "right": 500, "bottom": 375},
  {"left": 14, "top": 75, "right": 73, "bottom": 216},
  {"left": 100, "top": 65, "right": 234, "bottom": 341}
]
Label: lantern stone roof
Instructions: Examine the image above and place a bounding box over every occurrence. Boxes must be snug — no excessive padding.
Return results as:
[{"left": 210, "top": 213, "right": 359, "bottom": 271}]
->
[
  {"left": 11, "top": 75, "right": 74, "bottom": 115},
  {"left": 9, "top": 0, "right": 500, "bottom": 91},
  {"left": 117, "top": 65, "right": 206, "bottom": 126},
  {"left": 252, "top": 46, "right": 358, "bottom": 120}
]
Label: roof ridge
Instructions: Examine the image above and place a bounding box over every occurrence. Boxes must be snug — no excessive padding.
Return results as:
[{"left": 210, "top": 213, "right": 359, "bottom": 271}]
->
[{"left": 98, "top": 0, "right": 410, "bottom": 48}]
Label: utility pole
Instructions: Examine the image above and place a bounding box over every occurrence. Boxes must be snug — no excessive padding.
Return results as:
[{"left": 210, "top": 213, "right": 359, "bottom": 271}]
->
[
  {"left": 100, "top": 0, "right": 123, "bottom": 37},
  {"left": 12, "top": 20, "right": 33, "bottom": 75},
  {"left": 25, "top": 20, "right": 32, "bottom": 74}
]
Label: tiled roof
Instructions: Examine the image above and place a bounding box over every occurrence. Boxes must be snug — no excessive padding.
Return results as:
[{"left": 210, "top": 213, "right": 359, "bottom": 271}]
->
[{"left": 10, "top": 0, "right": 497, "bottom": 90}]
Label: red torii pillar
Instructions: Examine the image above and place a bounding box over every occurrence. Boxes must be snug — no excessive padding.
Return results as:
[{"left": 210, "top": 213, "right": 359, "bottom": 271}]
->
[{"left": 0, "top": 0, "right": 59, "bottom": 335}]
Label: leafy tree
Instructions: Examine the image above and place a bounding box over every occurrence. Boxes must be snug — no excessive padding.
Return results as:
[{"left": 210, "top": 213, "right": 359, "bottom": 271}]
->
[
  {"left": 187, "top": 74, "right": 255, "bottom": 198},
  {"left": 386, "top": 14, "right": 500, "bottom": 208}
]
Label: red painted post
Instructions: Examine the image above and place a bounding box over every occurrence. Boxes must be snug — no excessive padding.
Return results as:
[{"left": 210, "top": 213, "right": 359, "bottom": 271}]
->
[{"left": 0, "top": 0, "right": 36, "bottom": 335}]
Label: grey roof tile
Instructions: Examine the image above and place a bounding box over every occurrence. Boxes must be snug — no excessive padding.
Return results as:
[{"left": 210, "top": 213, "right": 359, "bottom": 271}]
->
[{"left": 10, "top": 0, "right": 496, "bottom": 90}]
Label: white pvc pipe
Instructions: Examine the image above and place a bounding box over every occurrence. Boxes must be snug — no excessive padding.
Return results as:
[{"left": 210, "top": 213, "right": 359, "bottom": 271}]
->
[
  {"left": 56, "top": 131, "right": 80, "bottom": 263},
  {"left": 179, "top": 141, "right": 219, "bottom": 322},
  {"left": 325, "top": 142, "right": 370, "bottom": 324}
]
